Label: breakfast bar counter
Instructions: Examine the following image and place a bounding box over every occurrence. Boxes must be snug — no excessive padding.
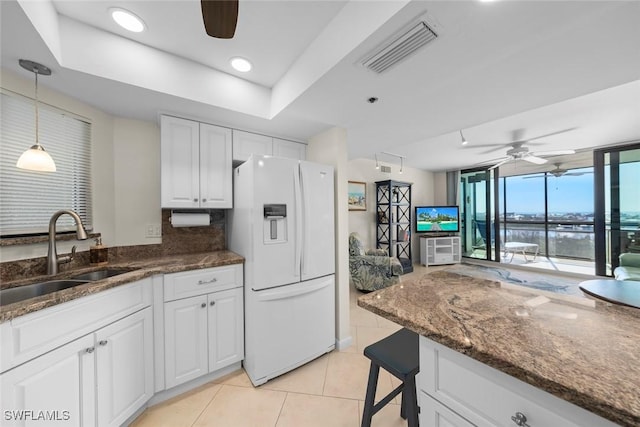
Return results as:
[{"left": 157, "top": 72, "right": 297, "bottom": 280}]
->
[{"left": 357, "top": 270, "right": 640, "bottom": 426}]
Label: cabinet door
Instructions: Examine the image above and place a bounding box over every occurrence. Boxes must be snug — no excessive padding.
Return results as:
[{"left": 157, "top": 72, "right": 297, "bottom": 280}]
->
[
  {"left": 273, "top": 138, "right": 306, "bottom": 160},
  {"left": 420, "top": 391, "right": 475, "bottom": 427},
  {"left": 0, "top": 334, "right": 95, "bottom": 427},
  {"left": 232, "top": 130, "right": 272, "bottom": 162},
  {"left": 164, "top": 295, "right": 208, "bottom": 388},
  {"left": 208, "top": 287, "right": 244, "bottom": 372},
  {"left": 200, "top": 123, "right": 232, "bottom": 209},
  {"left": 96, "top": 307, "right": 153, "bottom": 427},
  {"left": 161, "top": 116, "right": 200, "bottom": 208}
]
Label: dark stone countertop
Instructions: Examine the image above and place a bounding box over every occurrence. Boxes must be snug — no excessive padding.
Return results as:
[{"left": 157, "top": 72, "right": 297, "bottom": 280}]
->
[
  {"left": 357, "top": 270, "right": 640, "bottom": 427},
  {"left": 0, "top": 250, "right": 243, "bottom": 323}
]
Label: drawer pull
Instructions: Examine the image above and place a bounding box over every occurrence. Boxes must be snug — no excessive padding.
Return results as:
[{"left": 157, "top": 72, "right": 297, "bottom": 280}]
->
[
  {"left": 198, "top": 278, "right": 218, "bottom": 285},
  {"left": 511, "top": 412, "right": 530, "bottom": 427},
  {"left": 85, "top": 347, "right": 95, "bottom": 354},
  {"left": 99, "top": 340, "right": 108, "bottom": 346},
  {"left": 201, "top": 302, "right": 207, "bottom": 308},
  {"left": 210, "top": 301, "right": 215, "bottom": 306}
]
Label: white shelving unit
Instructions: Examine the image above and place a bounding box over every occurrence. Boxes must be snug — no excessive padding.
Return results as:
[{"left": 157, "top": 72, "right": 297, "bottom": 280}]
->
[{"left": 420, "top": 236, "right": 461, "bottom": 266}]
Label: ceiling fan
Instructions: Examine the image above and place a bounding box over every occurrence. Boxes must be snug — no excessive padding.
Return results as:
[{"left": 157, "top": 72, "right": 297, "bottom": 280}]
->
[
  {"left": 523, "top": 163, "right": 593, "bottom": 179},
  {"left": 201, "top": 0, "right": 238, "bottom": 39},
  {"left": 469, "top": 128, "right": 577, "bottom": 170}
]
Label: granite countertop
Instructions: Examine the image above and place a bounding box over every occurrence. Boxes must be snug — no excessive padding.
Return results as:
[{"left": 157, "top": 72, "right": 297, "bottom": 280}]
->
[
  {"left": 358, "top": 270, "right": 640, "bottom": 427},
  {"left": 0, "top": 250, "right": 244, "bottom": 323}
]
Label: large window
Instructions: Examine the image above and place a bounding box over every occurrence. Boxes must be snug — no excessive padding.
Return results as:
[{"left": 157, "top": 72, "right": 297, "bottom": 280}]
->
[{"left": 0, "top": 91, "right": 92, "bottom": 236}]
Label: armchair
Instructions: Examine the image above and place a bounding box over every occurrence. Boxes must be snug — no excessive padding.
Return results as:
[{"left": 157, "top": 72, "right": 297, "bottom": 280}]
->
[
  {"left": 349, "top": 232, "right": 403, "bottom": 292},
  {"left": 614, "top": 253, "right": 640, "bottom": 281}
]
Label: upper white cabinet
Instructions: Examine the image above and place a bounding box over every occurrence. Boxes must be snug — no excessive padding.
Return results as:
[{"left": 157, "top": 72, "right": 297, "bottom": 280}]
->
[
  {"left": 273, "top": 138, "right": 306, "bottom": 160},
  {"left": 233, "top": 129, "right": 306, "bottom": 162},
  {"left": 232, "top": 130, "right": 272, "bottom": 162},
  {"left": 161, "top": 115, "right": 232, "bottom": 209}
]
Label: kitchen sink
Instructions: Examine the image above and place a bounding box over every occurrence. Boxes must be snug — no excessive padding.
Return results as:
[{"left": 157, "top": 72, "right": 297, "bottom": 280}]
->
[
  {"left": 69, "top": 268, "right": 134, "bottom": 281},
  {"left": 0, "top": 280, "right": 89, "bottom": 306}
]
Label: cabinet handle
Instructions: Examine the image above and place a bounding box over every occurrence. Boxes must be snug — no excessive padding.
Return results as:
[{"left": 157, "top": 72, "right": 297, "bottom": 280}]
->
[
  {"left": 193, "top": 198, "right": 198, "bottom": 202},
  {"left": 198, "top": 278, "right": 217, "bottom": 285},
  {"left": 85, "top": 347, "right": 95, "bottom": 354},
  {"left": 511, "top": 412, "right": 530, "bottom": 427},
  {"left": 202, "top": 198, "right": 207, "bottom": 202},
  {"left": 210, "top": 301, "right": 215, "bottom": 306},
  {"left": 201, "top": 302, "right": 207, "bottom": 308},
  {"left": 99, "top": 340, "right": 108, "bottom": 346}
]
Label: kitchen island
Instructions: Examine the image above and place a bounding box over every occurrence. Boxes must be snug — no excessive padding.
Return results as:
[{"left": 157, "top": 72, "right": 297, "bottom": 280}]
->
[{"left": 358, "top": 270, "right": 639, "bottom": 427}]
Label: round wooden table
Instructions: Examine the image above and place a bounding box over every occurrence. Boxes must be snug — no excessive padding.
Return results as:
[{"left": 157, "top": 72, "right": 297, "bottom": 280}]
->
[{"left": 579, "top": 279, "right": 639, "bottom": 309}]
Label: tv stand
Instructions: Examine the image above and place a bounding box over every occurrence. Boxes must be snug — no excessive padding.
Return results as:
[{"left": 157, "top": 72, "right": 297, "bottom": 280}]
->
[{"left": 420, "top": 236, "right": 461, "bottom": 266}]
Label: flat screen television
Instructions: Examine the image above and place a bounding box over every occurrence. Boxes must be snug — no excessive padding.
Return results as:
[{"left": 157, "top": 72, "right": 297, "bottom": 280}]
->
[{"left": 414, "top": 206, "right": 460, "bottom": 233}]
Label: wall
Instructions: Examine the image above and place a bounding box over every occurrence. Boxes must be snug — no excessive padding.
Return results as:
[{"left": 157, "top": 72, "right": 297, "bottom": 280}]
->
[
  {"left": 433, "top": 172, "right": 448, "bottom": 205},
  {"left": 307, "top": 127, "right": 351, "bottom": 350},
  {"left": 347, "top": 158, "right": 436, "bottom": 263},
  {"left": 0, "top": 68, "right": 159, "bottom": 262}
]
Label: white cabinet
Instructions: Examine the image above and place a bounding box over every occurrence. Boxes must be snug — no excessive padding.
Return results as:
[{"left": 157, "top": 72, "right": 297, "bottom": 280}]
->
[
  {"left": 1, "top": 307, "right": 153, "bottom": 427},
  {"left": 1, "top": 334, "right": 96, "bottom": 427},
  {"left": 418, "top": 336, "right": 618, "bottom": 427},
  {"left": 233, "top": 130, "right": 307, "bottom": 162},
  {"left": 232, "top": 130, "right": 272, "bottom": 162},
  {"left": 420, "top": 236, "right": 461, "bottom": 266},
  {"left": 163, "top": 266, "right": 244, "bottom": 389},
  {"left": 161, "top": 115, "right": 232, "bottom": 209},
  {"left": 273, "top": 138, "right": 306, "bottom": 160},
  {"left": 96, "top": 307, "right": 154, "bottom": 427}
]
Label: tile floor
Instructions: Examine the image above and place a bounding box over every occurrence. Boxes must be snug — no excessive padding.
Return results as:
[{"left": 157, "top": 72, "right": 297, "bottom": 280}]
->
[{"left": 131, "top": 265, "right": 436, "bottom": 427}]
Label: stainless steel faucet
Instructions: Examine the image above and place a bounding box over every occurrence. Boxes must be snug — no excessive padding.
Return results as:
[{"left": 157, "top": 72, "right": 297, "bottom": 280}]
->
[{"left": 47, "top": 209, "right": 88, "bottom": 275}]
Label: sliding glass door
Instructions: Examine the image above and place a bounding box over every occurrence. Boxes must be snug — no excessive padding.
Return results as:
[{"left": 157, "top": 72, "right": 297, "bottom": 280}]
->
[
  {"left": 460, "top": 168, "right": 500, "bottom": 261},
  {"left": 594, "top": 143, "right": 640, "bottom": 276}
]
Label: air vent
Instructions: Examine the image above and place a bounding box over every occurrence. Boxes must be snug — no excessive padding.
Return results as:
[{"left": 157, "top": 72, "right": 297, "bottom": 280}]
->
[
  {"left": 362, "top": 21, "right": 438, "bottom": 74},
  {"left": 380, "top": 165, "right": 392, "bottom": 173}
]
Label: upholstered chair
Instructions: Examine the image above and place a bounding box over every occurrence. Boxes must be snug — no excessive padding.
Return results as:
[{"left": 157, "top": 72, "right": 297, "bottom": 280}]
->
[{"left": 349, "top": 232, "right": 403, "bottom": 292}]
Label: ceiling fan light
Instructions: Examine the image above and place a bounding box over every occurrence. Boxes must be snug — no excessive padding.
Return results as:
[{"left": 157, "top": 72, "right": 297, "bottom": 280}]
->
[
  {"left": 16, "top": 144, "right": 56, "bottom": 172},
  {"left": 230, "top": 57, "right": 252, "bottom": 72},
  {"left": 110, "top": 8, "right": 145, "bottom": 33}
]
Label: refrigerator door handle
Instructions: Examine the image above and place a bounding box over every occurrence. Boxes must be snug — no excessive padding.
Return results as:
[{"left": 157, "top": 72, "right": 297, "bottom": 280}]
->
[
  {"left": 294, "top": 166, "right": 303, "bottom": 276},
  {"left": 254, "top": 277, "right": 332, "bottom": 301}
]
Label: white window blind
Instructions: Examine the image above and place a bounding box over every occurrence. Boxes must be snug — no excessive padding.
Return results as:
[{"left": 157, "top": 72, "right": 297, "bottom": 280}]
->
[{"left": 0, "top": 91, "right": 93, "bottom": 236}]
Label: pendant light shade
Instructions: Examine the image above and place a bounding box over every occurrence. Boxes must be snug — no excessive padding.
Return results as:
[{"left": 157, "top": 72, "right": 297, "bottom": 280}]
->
[{"left": 16, "top": 59, "right": 56, "bottom": 172}]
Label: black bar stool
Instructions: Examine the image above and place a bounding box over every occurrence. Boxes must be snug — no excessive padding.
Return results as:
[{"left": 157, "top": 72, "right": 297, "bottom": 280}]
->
[{"left": 361, "top": 328, "right": 419, "bottom": 427}]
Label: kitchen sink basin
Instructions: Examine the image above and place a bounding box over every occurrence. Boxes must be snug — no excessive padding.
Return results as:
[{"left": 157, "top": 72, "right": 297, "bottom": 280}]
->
[
  {"left": 0, "top": 280, "right": 89, "bottom": 306},
  {"left": 69, "top": 268, "right": 134, "bottom": 281}
]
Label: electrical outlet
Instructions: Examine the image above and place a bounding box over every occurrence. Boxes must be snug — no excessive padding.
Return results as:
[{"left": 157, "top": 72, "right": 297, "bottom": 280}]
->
[{"left": 146, "top": 224, "right": 161, "bottom": 238}]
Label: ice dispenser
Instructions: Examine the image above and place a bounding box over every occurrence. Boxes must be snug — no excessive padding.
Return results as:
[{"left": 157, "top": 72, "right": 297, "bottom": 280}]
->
[{"left": 263, "top": 204, "right": 287, "bottom": 243}]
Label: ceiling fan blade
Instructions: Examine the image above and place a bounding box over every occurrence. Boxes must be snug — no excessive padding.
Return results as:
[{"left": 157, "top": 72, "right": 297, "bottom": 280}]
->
[
  {"left": 201, "top": 0, "right": 238, "bottom": 39},
  {"left": 531, "top": 149, "right": 576, "bottom": 156},
  {"left": 523, "top": 155, "right": 548, "bottom": 165},
  {"left": 488, "top": 158, "right": 512, "bottom": 170},
  {"left": 525, "top": 127, "right": 577, "bottom": 143},
  {"left": 522, "top": 174, "right": 545, "bottom": 179}
]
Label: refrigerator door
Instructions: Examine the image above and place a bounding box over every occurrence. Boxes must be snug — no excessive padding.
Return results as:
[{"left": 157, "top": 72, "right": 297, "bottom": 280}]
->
[
  {"left": 300, "top": 161, "right": 335, "bottom": 281},
  {"left": 251, "top": 156, "right": 301, "bottom": 290},
  {"left": 243, "top": 275, "right": 336, "bottom": 386}
]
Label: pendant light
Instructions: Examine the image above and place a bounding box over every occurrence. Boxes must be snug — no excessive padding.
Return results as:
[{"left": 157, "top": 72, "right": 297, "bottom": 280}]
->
[{"left": 16, "top": 59, "right": 56, "bottom": 172}]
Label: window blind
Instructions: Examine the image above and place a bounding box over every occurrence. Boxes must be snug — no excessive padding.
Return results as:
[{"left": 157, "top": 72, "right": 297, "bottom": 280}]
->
[{"left": 0, "top": 91, "right": 93, "bottom": 236}]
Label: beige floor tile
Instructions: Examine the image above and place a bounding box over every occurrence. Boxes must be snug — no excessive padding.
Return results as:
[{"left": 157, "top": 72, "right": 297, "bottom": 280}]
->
[
  {"left": 193, "top": 384, "right": 286, "bottom": 427},
  {"left": 130, "top": 382, "right": 222, "bottom": 427},
  {"left": 356, "top": 326, "right": 396, "bottom": 353},
  {"left": 323, "top": 351, "right": 394, "bottom": 401},
  {"left": 376, "top": 315, "right": 403, "bottom": 330},
  {"left": 261, "top": 354, "right": 329, "bottom": 395},
  {"left": 350, "top": 304, "right": 380, "bottom": 327},
  {"left": 358, "top": 401, "right": 408, "bottom": 427},
  {"left": 275, "top": 393, "right": 359, "bottom": 427},
  {"left": 340, "top": 326, "right": 358, "bottom": 353},
  {"left": 213, "top": 368, "right": 254, "bottom": 387}
]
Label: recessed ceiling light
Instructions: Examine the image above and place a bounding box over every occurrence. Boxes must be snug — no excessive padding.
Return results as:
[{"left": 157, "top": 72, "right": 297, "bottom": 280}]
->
[
  {"left": 110, "top": 8, "right": 145, "bottom": 33},
  {"left": 230, "top": 57, "right": 252, "bottom": 73}
]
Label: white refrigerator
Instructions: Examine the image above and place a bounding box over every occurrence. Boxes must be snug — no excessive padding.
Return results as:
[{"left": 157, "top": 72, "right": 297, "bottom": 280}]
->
[{"left": 228, "top": 155, "right": 335, "bottom": 386}]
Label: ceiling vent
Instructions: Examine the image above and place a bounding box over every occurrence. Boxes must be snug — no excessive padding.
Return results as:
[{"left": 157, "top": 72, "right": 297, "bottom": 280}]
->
[{"left": 362, "top": 20, "right": 438, "bottom": 74}]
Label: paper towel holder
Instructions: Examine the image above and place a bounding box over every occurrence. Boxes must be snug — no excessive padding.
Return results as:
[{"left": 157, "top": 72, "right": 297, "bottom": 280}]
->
[{"left": 170, "top": 210, "right": 211, "bottom": 228}]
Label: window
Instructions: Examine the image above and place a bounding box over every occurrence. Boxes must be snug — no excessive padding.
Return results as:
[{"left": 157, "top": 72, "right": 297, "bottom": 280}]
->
[{"left": 0, "top": 91, "right": 92, "bottom": 236}]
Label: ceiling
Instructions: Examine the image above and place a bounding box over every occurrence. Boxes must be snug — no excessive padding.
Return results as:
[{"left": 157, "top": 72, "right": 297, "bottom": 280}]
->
[{"left": 1, "top": 0, "right": 639, "bottom": 173}]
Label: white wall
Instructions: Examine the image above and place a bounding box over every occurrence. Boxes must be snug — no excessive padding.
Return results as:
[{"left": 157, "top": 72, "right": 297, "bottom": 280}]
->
[
  {"left": 0, "top": 68, "right": 159, "bottom": 261},
  {"left": 347, "top": 158, "right": 435, "bottom": 263},
  {"left": 434, "top": 172, "right": 448, "bottom": 205},
  {"left": 307, "top": 127, "right": 351, "bottom": 351}
]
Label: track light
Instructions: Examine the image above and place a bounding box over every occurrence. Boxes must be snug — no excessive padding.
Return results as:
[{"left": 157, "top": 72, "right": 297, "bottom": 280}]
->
[
  {"left": 399, "top": 157, "right": 403, "bottom": 174},
  {"left": 460, "top": 130, "right": 468, "bottom": 146},
  {"left": 375, "top": 153, "right": 379, "bottom": 169}
]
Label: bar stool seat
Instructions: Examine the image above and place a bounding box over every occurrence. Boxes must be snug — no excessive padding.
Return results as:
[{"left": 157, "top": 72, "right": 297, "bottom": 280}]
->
[{"left": 362, "top": 328, "right": 419, "bottom": 427}]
